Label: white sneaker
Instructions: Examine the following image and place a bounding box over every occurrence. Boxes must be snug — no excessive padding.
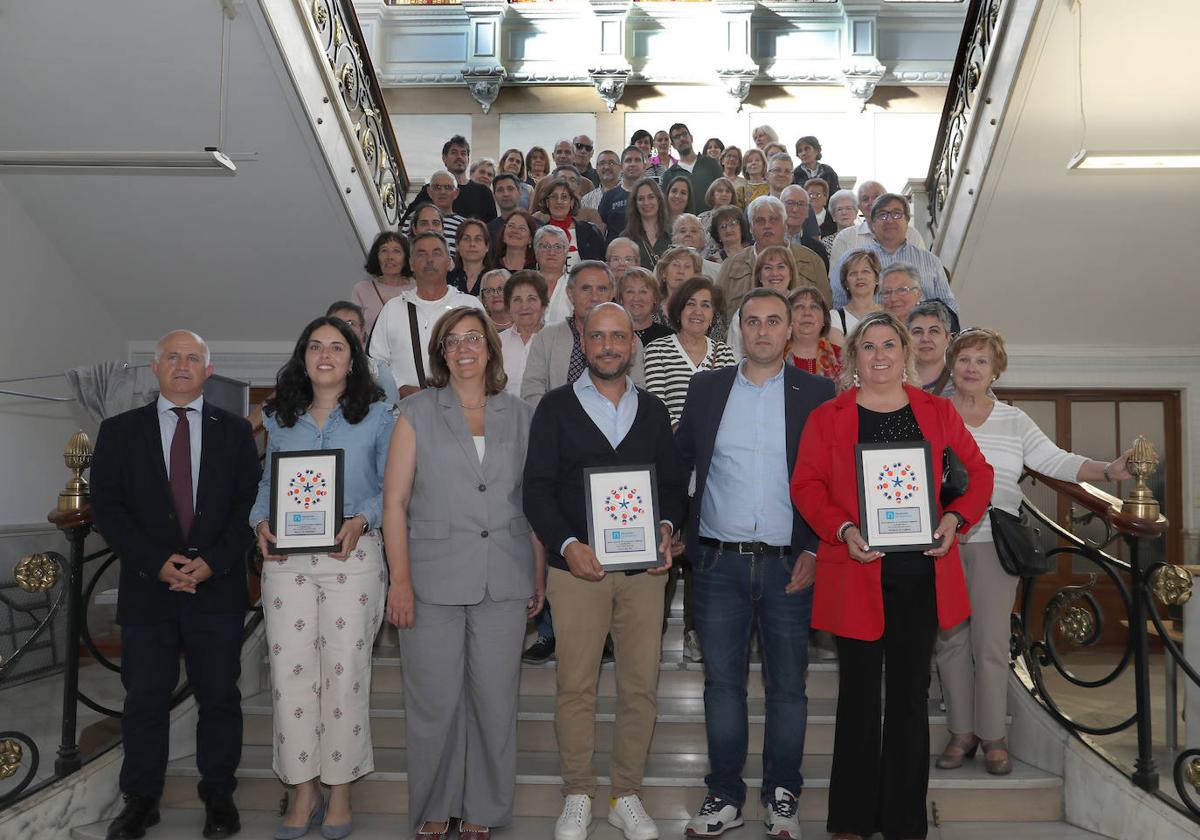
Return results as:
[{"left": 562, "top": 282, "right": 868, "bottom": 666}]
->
[
  {"left": 763, "top": 787, "right": 801, "bottom": 840},
  {"left": 554, "top": 794, "right": 592, "bottom": 840},
  {"left": 606, "top": 794, "right": 659, "bottom": 840},
  {"left": 685, "top": 794, "right": 743, "bottom": 837},
  {"left": 683, "top": 629, "right": 703, "bottom": 662}
]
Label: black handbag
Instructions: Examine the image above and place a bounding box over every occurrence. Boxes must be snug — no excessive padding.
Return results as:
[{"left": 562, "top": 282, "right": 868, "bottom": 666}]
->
[
  {"left": 941, "top": 447, "right": 969, "bottom": 506},
  {"left": 990, "top": 506, "right": 1052, "bottom": 577}
]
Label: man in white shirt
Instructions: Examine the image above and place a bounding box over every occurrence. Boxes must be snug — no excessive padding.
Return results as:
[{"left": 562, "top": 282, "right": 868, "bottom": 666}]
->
[
  {"left": 581, "top": 150, "right": 620, "bottom": 214},
  {"left": 828, "top": 179, "right": 926, "bottom": 266},
  {"left": 423, "top": 169, "right": 464, "bottom": 256},
  {"left": 369, "top": 232, "right": 483, "bottom": 397}
]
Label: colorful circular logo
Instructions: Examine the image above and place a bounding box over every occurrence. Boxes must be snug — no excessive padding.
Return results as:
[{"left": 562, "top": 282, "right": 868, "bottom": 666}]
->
[
  {"left": 287, "top": 468, "right": 328, "bottom": 509},
  {"left": 604, "top": 484, "right": 645, "bottom": 525},
  {"left": 875, "top": 462, "right": 920, "bottom": 504}
]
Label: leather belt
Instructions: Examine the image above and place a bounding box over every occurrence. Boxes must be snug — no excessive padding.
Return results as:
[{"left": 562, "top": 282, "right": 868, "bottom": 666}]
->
[{"left": 698, "top": 536, "right": 791, "bottom": 556}]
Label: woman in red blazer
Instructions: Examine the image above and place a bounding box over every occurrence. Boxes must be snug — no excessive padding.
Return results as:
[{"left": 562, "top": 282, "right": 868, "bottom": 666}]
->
[{"left": 790, "top": 311, "right": 992, "bottom": 840}]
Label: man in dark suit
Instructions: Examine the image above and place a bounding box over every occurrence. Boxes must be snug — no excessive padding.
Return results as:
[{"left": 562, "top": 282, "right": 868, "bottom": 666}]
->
[
  {"left": 90, "top": 330, "right": 260, "bottom": 840},
  {"left": 674, "top": 288, "right": 835, "bottom": 840}
]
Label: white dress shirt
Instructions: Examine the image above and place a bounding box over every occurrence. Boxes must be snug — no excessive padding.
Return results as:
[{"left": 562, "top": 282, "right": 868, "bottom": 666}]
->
[{"left": 156, "top": 394, "right": 204, "bottom": 508}]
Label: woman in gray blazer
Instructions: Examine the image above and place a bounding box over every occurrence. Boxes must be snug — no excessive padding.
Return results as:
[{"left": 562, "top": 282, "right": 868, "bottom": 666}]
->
[{"left": 382, "top": 307, "right": 543, "bottom": 840}]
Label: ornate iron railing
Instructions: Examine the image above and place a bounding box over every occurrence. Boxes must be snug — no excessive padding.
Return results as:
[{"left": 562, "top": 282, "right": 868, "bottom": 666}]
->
[
  {"left": 0, "top": 431, "right": 266, "bottom": 810},
  {"left": 924, "top": 0, "right": 1003, "bottom": 236},
  {"left": 1012, "top": 444, "right": 1199, "bottom": 821},
  {"left": 310, "top": 0, "right": 410, "bottom": 224}
]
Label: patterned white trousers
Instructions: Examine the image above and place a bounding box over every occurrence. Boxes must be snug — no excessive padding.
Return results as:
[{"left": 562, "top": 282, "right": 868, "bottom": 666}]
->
[{"left": 261, "top": 532, "right": 386, "bottom": 785}]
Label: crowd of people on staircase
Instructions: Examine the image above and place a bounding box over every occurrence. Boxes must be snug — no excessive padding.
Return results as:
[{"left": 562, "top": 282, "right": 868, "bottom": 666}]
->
[{"left": 88, "top": 123, "right": 1137, "bottom": 840}]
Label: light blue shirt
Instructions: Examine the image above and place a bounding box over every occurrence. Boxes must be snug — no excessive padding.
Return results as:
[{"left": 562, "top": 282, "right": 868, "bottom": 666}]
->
[
  {"left": 369, "top": 357, "right": 400, "bottom": 406},
  {"left": 830, "top": 237, "right": 958, "bottom": 312},
  {"left": 157, "top": 394, "right": 204, "bottom": 509},
  {"left": 249, "top": 401, "right": 396, "bottom": 531},
  {"left": 572, "top": 372, "right": 638, "bottom": 449},
  {"left": 698, "top": 361, "right": 793, "bottom": 546}
]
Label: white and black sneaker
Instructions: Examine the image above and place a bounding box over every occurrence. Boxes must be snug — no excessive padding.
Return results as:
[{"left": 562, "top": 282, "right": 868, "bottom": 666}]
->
[
  {"left": 684, "top": 794, "right": 743, "bottom": 837},
  {"left": 522, "top": 634, "right": 555, "bottom": 664},
  {"left": 763, "top": 787, "right": 801, "bottom": 840}
]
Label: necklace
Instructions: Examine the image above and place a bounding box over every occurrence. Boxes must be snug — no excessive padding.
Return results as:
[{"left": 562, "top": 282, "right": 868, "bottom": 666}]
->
[{"left": 459, "top": 398, "right": 487, "bottom": 410}]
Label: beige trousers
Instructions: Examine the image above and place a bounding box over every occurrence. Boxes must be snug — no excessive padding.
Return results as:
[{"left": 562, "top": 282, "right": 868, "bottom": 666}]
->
[
  {"left": 546, "top": 566, "right": 666, "bottom": 798},
  {"left": 935, "top": 540, "right": 1019, "bottom": 741}
]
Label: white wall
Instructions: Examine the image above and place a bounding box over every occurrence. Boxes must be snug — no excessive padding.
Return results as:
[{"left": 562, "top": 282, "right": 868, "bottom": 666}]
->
[{"left": 0, "top": 179, "right": 126, "bottom": 526}]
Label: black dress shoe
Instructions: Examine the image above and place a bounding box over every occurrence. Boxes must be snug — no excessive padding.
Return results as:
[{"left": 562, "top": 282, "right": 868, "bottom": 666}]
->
[
  {"left": 106, "top": 794, "right": 160, "bottom": 840},
  {"left": 202, "top": 791, "right": 241, "bottom": 839},
  {"left": 522, "top": 634, "right": 555, "bottom": 664}
]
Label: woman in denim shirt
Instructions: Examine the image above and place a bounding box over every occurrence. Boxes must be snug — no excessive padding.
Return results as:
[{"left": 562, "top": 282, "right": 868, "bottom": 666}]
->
[{"left": 250, "top": 315, "right": 395, "bottom": 839}]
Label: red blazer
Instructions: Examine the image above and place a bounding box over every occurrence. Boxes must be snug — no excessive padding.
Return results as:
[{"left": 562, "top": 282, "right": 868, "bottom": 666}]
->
[{"left": 789, "top": 385, "right": 993, "bottom": 641}]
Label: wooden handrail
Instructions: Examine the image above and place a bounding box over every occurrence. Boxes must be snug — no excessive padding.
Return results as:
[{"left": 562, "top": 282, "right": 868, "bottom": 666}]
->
[{"left": 1025, "top": 469, "right": 1169, "bottom": 540}]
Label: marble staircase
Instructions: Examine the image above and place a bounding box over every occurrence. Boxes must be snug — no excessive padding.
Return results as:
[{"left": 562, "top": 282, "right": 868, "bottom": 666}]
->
[{"left": 73, "top": 603, "right": 1100, "bottom": 838}]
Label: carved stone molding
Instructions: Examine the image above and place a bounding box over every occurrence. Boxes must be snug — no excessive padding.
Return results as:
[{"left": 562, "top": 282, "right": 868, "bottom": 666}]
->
[
  {"left": 716, "top": 66, "right": 759, "bottom": 111},
  {"left": 589, "top": 67, "right": 631, "bottom": 113},
  {"left": 462, "top": 66, "right": 506, "bottom": 113},
  {"left": 842, "top": 60, "right": 885, "bottom": 107}
]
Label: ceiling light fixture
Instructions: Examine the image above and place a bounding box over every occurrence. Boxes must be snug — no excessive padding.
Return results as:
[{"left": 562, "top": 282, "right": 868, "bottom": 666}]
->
[
  {"left": 1067, "top": 149, "right": 1200, "bottom": 170},
  {"left": 0, "top": 149, "right": 237, "bottom": 174}
]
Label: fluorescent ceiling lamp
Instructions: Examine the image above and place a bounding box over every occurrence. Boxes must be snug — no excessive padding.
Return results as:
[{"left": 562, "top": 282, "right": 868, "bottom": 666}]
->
[
  {"left": 0, "top": 150, "right": 236, "bottom": 173},
  {"left": 1067, "top": 148, "right": 1200, "bottom": 170}
]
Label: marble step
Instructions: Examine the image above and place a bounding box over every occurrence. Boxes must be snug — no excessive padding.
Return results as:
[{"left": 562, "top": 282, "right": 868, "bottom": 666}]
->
[
  {"left": 367, "top": 650, "right": 923, "bottom": 700},
  {"left": 161, "top": 747, "right": 1063, "bottom": 822},
  {"left": 71, "top": 811, "right": 1112, "bottom": 840},
  {"left": 241, "top": 691, "right": 996, "bottom": 755}
]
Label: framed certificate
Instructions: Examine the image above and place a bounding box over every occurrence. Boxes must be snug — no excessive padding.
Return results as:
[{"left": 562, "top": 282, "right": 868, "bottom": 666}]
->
[
  {"left": 269, "top": 449, "right": 345, "bottom": 554},
  {"left": 855, "top": 442, "right": 938, "bottom": 552},
  {"left": 583, "top": 465, "right": 664, "bottom": 571}
]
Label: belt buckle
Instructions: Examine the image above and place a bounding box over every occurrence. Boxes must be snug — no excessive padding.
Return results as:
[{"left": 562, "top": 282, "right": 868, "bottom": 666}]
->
[{"left": 738, "top": 541, "right": 757, "bottom": 556}]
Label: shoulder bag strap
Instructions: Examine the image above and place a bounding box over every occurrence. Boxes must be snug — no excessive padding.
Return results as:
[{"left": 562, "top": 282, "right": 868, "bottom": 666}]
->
[{"left": 407, "top": 301, "right": 427, "bottom": 389}]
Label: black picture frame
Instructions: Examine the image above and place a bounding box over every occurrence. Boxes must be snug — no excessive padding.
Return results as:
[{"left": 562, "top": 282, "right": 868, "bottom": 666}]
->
[{"left": 269, "top": 449, "right": 346, "bottom": 554}]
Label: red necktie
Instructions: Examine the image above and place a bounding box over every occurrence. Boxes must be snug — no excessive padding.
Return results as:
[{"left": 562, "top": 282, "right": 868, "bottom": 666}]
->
[{"left": 169, "top": 407, "right": 194, "bottom": 539}]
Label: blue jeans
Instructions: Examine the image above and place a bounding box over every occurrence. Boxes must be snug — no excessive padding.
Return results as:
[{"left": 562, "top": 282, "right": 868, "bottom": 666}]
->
[{"left": 692, "top": 544, "right": 812, "bottom": 807}]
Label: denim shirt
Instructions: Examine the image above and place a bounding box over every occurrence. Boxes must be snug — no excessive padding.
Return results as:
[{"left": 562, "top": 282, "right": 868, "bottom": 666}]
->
[{"left": 249, "top": 401, "right": 396, "bottom": 531}]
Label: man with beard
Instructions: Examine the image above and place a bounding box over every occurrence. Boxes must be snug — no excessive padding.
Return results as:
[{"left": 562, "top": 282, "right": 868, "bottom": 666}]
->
[
  {"left": 659, "top": 123, "right": 721, "bottom": 214},
  {"left": 524, "top": 301, "right": 686, "bottom": 840}
]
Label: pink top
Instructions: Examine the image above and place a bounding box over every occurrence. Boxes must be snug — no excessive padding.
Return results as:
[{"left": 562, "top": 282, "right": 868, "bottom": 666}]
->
[{"left": 352, "top": 278, "right": 411, "bottom": 335}]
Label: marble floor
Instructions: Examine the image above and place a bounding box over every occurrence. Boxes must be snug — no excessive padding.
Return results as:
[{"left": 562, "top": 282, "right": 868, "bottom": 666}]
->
[{"left": 70, "top": 811, "right": 1113, "bottom": 840}]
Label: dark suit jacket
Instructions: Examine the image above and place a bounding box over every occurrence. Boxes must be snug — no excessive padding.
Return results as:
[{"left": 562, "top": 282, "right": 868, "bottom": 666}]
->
[
  {"left": 523, "top": 383, "right": 686, "bottom": 573},
  {"left": 674, "top": 364, "right": 834, "bottom": 560},
  {"left": 90, "top": 400, "right": 261, "bottom": 625},
  {"left": 574, "top": 219, "right": 606, "bottom": 261}
]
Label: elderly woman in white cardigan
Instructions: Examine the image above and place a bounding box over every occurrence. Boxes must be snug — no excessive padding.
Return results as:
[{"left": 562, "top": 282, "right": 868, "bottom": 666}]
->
[{"left": 935, "top": 328, "right": 1134, "bottom": 776}]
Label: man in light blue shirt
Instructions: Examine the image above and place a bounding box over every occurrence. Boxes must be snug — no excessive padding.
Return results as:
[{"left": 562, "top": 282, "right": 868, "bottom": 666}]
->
[
  {"left": 675, "top": 288, "right": 835, "bottom": 839},
  {"left": 829, "top": 193, "right": 957, "bottom": 312}
]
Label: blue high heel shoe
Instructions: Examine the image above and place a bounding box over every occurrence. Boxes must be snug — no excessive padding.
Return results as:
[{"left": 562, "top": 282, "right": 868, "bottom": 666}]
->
[{"left": 274, "top": 796, "right": 326, "bottom": 840}]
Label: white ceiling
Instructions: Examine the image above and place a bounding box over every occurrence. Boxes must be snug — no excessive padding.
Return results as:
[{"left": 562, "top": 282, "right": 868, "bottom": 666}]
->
[
  {"left": 0, "top": 0, "right": 367, "bottom": 343},
  {"left": 951, "top": 0, "right": 1200, "bottom": 347}
]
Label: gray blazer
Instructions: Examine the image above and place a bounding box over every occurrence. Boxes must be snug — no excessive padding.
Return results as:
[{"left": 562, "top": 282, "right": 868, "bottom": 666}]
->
[
  {"left": 519, "top": 318, "right": 646, "bottom": 406},
  {"left": 397, "top": 387, "right": 535, "bottom": 605}
]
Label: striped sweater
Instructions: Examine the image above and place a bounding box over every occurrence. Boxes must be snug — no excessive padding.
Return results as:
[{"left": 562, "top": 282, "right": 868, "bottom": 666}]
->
[{"left": 643, "top": 334, "right": 737, "bottom": 425}]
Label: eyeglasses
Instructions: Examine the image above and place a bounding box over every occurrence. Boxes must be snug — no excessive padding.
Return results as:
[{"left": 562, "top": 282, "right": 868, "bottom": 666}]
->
[
  {"left": 441, "top": 331, "right": 486, "bottom": 352},
  {"left": 768, "top": 168, "right": 791, "bottom": 176},
  {"left": 718, "top": 221, "right": 741, "bottom": 231},
  {"left": 429, "top": 183, "right": 456, "bottom": 192},
  {"left": 783, "top": 200, "right": 808, "bottom": 209},
  {"left": 609, "top": 255, "right": 638, "bottom": 265},
  {"left": 879, "top": 286, "right": 917, "bottom": 297},
  {"left": 536, "top": 243, "right": 567, "bottom": 253},
  {"left": 480, "top": 288, "right": 505, "bottom": 297},
  {"left": 574, "top": 142, "right": 593, "bottom": 152},
  {"left": 872, "top": 209, "right": 906, "bottom": 222}
]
